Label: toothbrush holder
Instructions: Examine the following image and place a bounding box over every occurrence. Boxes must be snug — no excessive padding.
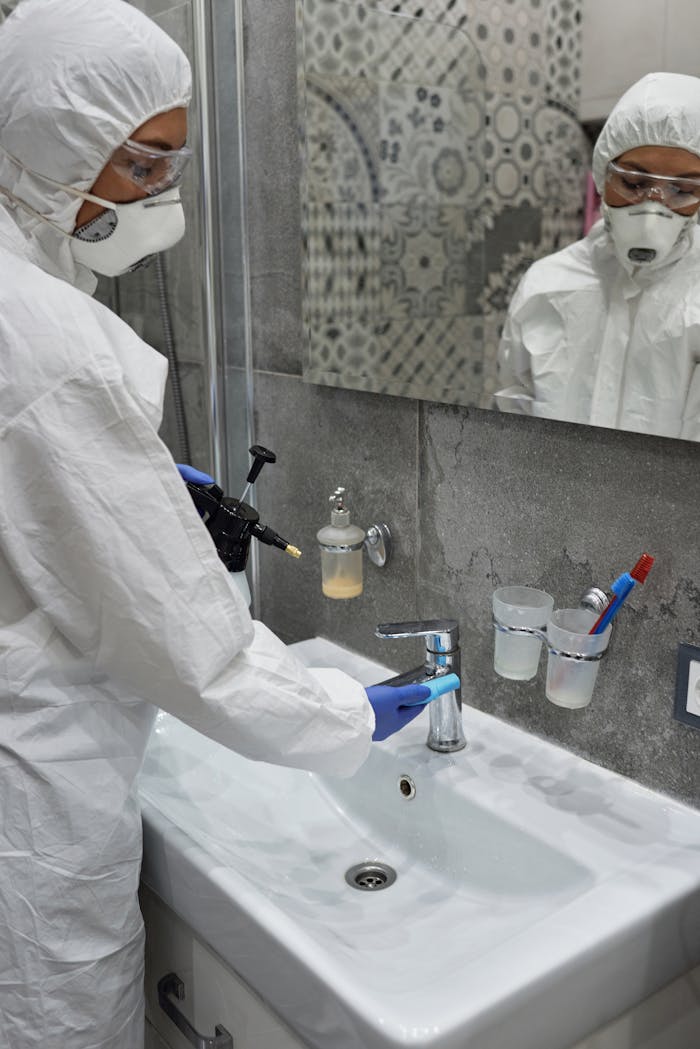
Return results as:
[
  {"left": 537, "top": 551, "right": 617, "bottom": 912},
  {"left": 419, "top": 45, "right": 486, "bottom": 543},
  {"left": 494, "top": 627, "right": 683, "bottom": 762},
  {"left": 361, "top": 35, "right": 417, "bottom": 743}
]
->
[{"left": 493, "top": 595, "right": 613, "bottom": 709}]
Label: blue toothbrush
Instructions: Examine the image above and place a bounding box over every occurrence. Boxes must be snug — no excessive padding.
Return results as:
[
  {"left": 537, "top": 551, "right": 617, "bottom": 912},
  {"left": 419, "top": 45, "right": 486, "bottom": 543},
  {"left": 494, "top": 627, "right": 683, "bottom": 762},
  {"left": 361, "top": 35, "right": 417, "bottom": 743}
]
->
[{"left": 589, "top": 554, "right": 655, "bottom": 635}]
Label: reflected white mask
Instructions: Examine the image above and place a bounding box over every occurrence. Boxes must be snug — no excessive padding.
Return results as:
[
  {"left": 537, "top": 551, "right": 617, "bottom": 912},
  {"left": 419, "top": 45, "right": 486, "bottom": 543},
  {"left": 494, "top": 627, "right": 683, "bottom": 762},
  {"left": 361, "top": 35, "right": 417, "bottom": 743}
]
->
[
  {"left": 603, "top": 201, "right": 693, "bottom": 267},
  {"left": 71, "top": 187, "right": 185, "bottom": 276}
]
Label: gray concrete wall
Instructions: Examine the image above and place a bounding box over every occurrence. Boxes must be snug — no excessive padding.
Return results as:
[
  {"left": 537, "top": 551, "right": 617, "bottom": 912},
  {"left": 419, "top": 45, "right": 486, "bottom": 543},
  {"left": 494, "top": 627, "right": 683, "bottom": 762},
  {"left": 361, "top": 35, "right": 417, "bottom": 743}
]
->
[{"left": 244, "top": 0, "right": 700, "bottom": 806}]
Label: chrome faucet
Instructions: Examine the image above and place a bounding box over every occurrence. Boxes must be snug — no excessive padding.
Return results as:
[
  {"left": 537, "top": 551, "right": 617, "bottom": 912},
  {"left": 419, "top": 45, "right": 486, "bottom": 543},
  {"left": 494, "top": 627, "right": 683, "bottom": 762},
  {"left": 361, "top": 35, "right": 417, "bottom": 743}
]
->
[{"left": 375, "top": 619, "right": 466, "bottom": 753}]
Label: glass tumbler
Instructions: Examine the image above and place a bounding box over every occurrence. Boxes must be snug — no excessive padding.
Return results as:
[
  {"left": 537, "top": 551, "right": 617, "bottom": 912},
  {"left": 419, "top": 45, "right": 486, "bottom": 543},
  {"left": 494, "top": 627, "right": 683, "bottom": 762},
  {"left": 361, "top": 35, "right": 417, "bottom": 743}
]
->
[
  {"left": 492, "top": 586, "right": 554, "bottom": 681},
  {"left": 545, "top": 608, "right": 612, "bottom": 709}
]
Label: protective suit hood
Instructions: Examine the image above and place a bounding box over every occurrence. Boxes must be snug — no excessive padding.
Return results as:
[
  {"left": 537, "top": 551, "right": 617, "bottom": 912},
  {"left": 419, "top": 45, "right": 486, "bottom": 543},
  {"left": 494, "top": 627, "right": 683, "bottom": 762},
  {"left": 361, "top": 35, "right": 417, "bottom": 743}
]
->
[
  {"left": 0, "top": 0, "right": 191, "bottom": 293},
  {"left": 592, "top": 72, "right": 700, "bottom": 273},
  {"left": 592, "top": 72, "right": 700, "bottom": 190},
  {"left": 497, "top": 72, "right": 700, "bottom": 442}
]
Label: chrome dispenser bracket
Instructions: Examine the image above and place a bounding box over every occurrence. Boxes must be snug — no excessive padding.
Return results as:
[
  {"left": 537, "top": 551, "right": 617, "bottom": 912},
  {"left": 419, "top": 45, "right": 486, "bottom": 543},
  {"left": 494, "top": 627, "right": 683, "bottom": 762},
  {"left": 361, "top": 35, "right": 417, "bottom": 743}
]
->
[
  {"left": 364, "top": 523, "right": 392, "bottom": 568},
  {"left": 579, "top": 586, "right": 610, "bottom": 616}
]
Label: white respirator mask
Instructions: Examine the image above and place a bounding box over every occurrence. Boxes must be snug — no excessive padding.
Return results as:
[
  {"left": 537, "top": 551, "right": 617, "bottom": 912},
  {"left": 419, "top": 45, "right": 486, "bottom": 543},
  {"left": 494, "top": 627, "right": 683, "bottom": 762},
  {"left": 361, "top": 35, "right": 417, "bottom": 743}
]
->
[
  {"left": 70, "top": 186, "right": 185, "bottom": 276},
  {"left": 0, "top": 145, "right": 186, "bottom": 276},
  {"left": 602, "top": 201, "right": 693, "bottom": 267}
]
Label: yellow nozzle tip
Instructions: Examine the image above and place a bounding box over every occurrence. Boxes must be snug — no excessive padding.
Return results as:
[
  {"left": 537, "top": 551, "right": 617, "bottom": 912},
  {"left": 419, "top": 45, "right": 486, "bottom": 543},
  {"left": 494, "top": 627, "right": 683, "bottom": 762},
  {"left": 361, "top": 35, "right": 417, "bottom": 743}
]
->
[{"left": 286, "top": 545, "right": 302, "bottom": 559}]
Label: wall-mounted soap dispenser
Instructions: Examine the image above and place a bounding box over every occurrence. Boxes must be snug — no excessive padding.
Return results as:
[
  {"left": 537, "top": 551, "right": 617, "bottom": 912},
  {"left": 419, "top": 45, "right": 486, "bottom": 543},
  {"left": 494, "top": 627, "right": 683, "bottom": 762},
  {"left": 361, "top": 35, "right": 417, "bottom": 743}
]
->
[{"left": 317, "top": 488, "right": 366, "bottom": 599}]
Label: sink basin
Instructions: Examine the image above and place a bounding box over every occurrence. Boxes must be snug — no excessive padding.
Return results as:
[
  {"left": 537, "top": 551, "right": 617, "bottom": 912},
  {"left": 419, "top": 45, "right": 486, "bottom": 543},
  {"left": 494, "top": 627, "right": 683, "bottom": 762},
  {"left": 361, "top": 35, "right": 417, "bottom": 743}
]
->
[{"left": 138, "top": 637, "right": 700, "bottom": 1049}]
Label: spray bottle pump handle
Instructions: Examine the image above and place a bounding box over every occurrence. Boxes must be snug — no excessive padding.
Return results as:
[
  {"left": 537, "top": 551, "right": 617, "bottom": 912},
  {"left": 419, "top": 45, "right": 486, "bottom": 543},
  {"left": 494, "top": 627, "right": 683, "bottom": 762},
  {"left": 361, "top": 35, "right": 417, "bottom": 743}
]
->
[{"left": 246, "top": 445, "right": 277, "bottom": 487}]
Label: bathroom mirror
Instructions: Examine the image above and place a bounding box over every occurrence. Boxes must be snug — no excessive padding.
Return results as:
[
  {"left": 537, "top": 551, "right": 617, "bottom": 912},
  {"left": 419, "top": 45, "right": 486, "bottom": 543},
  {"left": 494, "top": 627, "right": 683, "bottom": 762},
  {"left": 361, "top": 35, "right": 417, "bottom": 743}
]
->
[{"left": 297, "top": 0, "right": 700, "bottom": 442}]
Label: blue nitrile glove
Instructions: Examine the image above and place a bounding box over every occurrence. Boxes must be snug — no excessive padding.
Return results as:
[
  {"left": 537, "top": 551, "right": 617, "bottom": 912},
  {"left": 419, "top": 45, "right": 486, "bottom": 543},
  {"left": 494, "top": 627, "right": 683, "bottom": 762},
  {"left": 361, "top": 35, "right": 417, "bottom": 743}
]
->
[
  {"left": 176, "top": 463, "right": 215, "bottom": 485},
  {"left": 365, "top": 683, "right": 432, "bottom": 742}
]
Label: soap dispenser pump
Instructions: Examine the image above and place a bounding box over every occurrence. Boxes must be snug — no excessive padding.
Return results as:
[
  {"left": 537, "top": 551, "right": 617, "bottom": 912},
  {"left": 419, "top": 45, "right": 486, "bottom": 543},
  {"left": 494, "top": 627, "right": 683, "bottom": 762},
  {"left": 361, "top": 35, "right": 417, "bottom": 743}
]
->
[{"left": 317, "top": 487, "right": 366, "bottom": 599}]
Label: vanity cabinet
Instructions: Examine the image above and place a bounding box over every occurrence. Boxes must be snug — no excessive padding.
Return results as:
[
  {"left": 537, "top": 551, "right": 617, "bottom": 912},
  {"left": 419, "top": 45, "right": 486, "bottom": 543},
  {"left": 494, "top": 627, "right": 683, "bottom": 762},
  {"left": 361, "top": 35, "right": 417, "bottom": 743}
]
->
[
  {"left": 141, "top": 884, "right": 309, "bottom": 1049},
  {"left": 570, "top": 965, "right": 700, "bottom": 1049},
  {"left": 145, "top": 1020, "right": 171, "bottom": 1049}
]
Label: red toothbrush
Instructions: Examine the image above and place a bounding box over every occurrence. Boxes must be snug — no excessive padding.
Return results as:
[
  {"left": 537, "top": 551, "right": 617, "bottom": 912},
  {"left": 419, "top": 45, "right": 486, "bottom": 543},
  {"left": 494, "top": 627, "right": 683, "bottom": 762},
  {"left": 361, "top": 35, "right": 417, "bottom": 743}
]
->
[{"left": 588, "top": 553, "right": 655, "bottom": 635}]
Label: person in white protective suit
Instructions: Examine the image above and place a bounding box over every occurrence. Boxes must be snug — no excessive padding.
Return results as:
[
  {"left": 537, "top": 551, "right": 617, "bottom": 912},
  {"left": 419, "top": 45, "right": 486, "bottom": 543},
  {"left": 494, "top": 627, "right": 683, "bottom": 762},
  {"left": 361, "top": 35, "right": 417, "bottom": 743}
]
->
[
  {"left": 0, "top": 3, "right": 430, "bottom": 1047},
  {"left": 496, "top": 72, "right": 700, "bottom": 440}
]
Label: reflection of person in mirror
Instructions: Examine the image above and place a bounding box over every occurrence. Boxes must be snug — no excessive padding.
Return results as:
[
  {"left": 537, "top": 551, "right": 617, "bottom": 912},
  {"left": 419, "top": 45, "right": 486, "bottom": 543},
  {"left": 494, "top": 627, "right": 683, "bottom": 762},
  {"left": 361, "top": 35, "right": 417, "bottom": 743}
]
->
[{"left": 496, "top": 72, "right": 700, "bottom": 441}]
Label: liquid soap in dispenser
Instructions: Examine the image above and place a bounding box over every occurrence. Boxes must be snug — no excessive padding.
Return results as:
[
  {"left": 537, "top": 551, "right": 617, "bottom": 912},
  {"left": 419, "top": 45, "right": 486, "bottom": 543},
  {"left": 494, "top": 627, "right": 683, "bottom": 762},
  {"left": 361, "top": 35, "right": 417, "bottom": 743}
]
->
[{"left": 317, "top": 487, "right": 365, "bottom": 599}]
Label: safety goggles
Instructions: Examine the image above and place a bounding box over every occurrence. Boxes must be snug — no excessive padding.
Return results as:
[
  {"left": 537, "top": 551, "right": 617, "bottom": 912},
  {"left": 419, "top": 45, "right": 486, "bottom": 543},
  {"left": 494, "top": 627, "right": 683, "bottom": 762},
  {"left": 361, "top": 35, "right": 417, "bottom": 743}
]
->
[
  {"left": 605, "top": 159, "right": 700, "bottom": 212},
  {"left": 110, "top": 138, "right": 192, "bottom": 196}
]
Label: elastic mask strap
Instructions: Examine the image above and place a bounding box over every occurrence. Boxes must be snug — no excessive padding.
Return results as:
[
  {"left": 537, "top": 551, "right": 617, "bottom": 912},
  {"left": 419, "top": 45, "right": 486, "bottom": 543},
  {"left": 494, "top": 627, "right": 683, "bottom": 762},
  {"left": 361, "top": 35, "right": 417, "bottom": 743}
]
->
[
  {"left": 0, "top": 142, "right": 116, "bottom": 232},
  {"left": 0, "top": 182, "right": 74, "bottom": 237}
]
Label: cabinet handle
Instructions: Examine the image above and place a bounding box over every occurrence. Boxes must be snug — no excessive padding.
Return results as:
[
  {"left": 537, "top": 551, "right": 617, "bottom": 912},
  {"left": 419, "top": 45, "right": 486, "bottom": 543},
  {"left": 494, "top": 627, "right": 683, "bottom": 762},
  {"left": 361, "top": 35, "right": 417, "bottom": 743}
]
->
[{"left": 158, "top": 972, "right": 234, "bottom": 1049}]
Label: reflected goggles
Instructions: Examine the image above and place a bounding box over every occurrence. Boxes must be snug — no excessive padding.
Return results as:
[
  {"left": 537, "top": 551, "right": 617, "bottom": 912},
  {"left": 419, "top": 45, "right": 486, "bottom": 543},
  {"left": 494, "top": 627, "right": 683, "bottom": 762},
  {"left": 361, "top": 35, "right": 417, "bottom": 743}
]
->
[
  {"left": 605, "top": 159, "right": 700, "bottom": 212},
  {"left": 110, "top": 138, "right": 193, "bottom": 195}
]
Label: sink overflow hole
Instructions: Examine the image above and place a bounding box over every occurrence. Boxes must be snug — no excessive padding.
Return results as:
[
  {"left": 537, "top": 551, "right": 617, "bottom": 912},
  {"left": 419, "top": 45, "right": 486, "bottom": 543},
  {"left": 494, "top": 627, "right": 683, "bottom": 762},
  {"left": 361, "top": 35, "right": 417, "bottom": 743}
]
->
[
  {"left": 398, "top": 775, "right": 416, "bottom": 799},
  {"left": 345, "top": 862, "right": 397, "bottom": 891}
]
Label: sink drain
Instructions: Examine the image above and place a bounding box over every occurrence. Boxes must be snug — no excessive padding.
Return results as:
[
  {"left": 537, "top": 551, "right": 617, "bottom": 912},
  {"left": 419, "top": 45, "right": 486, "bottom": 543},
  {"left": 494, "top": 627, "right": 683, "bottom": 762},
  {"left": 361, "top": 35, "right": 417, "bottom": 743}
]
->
[{"left": 345, "top": 861, "right": 397, "bottom": 891}]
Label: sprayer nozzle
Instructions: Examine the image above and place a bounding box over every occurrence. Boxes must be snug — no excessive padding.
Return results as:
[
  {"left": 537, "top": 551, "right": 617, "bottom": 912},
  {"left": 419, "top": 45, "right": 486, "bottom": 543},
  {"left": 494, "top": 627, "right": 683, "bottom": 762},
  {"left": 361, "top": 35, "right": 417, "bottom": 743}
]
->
[{"left": 253, "top": 523, "right": 301, "bottom": 559}]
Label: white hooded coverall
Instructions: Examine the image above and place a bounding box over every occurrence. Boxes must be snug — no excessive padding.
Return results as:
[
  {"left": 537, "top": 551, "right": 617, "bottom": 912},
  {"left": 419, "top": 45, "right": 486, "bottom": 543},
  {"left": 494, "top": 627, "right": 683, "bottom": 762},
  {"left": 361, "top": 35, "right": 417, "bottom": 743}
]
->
[
  {"left": 496, "top": 72, "right": 700, "bottom": 441},
  {"left": 0, "top": 3, "right": 373, "bottom": 1047}
]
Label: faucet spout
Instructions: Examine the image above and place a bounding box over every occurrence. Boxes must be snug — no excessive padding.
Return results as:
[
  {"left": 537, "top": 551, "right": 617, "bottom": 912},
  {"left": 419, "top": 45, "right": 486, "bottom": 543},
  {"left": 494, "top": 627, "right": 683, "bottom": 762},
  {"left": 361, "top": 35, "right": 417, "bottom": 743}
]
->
[{"left": 375, "top": 620, "right": 466, "bottom": 753}]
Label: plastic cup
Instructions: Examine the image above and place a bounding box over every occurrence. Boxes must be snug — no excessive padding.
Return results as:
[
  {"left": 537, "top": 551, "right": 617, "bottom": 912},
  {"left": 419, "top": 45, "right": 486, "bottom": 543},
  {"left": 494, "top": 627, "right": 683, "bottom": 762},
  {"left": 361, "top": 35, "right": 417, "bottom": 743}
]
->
[
  {"left": 493, "top": 586, "right": 554, "bottom": 681},
  {"left": 545, "top": 608, "right": 612, "bottom": 709}
]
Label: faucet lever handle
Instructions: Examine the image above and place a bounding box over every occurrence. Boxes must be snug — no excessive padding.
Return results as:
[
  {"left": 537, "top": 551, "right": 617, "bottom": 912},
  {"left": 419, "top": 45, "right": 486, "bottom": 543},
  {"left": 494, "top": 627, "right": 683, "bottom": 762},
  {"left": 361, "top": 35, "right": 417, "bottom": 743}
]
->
[{"left": 376, "top": 619, "right": 459, "bottom": 652}]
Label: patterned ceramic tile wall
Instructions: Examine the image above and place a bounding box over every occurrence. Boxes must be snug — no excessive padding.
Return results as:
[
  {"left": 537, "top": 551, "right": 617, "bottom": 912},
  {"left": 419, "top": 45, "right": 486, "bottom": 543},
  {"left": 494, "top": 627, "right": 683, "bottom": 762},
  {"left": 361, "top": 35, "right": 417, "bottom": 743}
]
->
[
  {"left": 545, "top": 0, "right": 583, "bottom": 112},
  {"left": 298, "top": 0, "right": 590, "bottom": 408},
  {"left": 299, "top": 0, "right": 487, "bottom": 399},
  {"left": 376, "top": 0, "right": 581, "bottom": 106}
]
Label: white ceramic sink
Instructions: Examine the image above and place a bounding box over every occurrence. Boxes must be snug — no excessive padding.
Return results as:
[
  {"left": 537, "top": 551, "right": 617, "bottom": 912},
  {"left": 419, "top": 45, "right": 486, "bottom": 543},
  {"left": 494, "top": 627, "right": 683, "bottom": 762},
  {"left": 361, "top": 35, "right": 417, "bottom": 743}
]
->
[{"left": 138, "top": 637, "right": 700, "bottom": 1049}]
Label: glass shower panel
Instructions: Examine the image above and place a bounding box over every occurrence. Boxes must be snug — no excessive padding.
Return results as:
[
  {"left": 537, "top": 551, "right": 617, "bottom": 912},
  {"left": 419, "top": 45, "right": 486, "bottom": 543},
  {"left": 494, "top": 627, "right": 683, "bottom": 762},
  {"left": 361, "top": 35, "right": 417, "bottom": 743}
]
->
[
  {"left": 210, "top": 0, "right": 252, "bottom": 499},
  {"left": 298, "top": 0, "right": 486, "bottom": 407},
  {"left": 1, "top": 0, "right": 253, "bottom": 579},
  {"left": 98, "top": 0, "right": 251, "bottom": 496},
  {"left": 0, "top": 0, "right": 214, "bottom": 469},
  {"left": 98, "top": 2, "right": 211, "bottom": 472}
]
